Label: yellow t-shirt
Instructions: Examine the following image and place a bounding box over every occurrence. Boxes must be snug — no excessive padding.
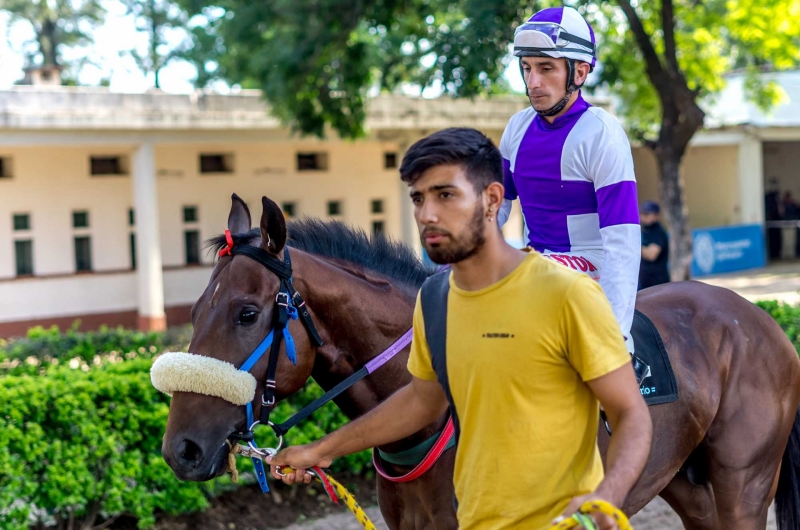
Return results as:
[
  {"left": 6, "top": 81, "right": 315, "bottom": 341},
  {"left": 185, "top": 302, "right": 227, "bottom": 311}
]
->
[{"left": 407, "top": 252, "right": 630, "bottom": 530}]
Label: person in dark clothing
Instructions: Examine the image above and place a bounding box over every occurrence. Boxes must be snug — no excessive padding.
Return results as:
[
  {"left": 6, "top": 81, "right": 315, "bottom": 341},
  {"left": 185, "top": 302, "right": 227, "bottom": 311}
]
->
[
  {"left": 639, "top": 201, "right": 670, "bottom": 290},
  {"left": 781, "top": 192, "right": 800, "bottom": 257},
  {"left": 765, "top": 180, "right": 782, "bottom": 259}
]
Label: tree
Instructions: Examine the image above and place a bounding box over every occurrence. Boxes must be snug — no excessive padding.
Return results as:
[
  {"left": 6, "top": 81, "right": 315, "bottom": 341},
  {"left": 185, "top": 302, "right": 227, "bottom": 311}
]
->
[
  {"left": 121, "top": 0, "right": 198, "bottom": 89},
  {"left": 587, "top": 0, "right": 800, "bottom": 279},
  {"left": 182, "top": 0, "right": 800, "bottom": 277},
  {"left": 0, "top": 0, "right": 104, "bottom": 74}
]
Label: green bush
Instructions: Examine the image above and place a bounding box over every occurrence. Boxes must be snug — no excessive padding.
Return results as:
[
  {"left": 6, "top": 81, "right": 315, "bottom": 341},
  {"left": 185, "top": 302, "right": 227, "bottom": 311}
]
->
[
  {"left": 0, "top": 359, "right": 220, "bottom": 530},
  {"left": 0, "top": 326, "right": 371, "bottom": 529},
  {"left": 756, "top": 300, "right": 800, "bottom": 354},
  {"left": 0, "top": 324, "right": 192, "bottom": 376}
]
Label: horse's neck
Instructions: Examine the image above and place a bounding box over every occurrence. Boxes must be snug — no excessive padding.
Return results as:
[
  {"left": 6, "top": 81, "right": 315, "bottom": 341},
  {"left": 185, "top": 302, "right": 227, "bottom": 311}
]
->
[{"left": 295, "top": 251, "right": 419, "bottom": 420}]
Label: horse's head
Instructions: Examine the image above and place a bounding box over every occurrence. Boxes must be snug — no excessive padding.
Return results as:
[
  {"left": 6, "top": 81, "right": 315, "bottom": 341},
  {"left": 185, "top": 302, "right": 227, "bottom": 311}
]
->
[{"left": 155, "top": 194, "right": 319, "bottom": 481}]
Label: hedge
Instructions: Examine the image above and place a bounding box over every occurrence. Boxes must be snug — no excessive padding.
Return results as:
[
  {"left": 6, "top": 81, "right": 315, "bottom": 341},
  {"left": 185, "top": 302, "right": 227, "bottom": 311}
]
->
[
  {"left": 756, "top": 300, "right": 800, "bottom": 354},
  {"left": 0, "top": 327, "right": 371, "bottom": 529}
]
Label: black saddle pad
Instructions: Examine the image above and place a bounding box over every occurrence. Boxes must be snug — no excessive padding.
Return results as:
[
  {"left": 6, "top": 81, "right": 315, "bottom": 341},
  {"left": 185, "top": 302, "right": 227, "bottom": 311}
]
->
[{"left": 631, "top": 309, "right": 678, "bottom": 406}]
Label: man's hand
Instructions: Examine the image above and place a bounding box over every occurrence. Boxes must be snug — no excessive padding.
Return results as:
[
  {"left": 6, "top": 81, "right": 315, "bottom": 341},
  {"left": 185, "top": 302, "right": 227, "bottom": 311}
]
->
[
  {"left": 641, "top": 243, "right": 661, "bottom": 261},
  {"left": 262, "top": 376, "right": 448, "bottom": 487},
  {"left": 586, "top": 363, "right": 651, "bottom": 518},
  {"left": 555, "top": 493, "right": 621, "bottom": 530},
  {"left": 267, "top": 443, "right": 332, "bottom": 485}
]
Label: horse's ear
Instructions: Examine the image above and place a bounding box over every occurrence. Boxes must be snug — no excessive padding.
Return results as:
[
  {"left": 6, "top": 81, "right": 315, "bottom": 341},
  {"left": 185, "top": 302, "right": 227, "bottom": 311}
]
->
[
  {"left": 259, "top": 196, "right": 287, "bottom": 255},
  {"left": 228, "top": 193, "right": 251, "bottom": 235}
]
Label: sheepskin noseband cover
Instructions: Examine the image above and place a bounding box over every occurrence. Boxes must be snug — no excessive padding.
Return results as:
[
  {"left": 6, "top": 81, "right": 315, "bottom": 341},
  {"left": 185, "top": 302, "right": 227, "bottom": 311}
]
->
[{"left": 150, "top": 352, "right": 257, "bottom": 406}]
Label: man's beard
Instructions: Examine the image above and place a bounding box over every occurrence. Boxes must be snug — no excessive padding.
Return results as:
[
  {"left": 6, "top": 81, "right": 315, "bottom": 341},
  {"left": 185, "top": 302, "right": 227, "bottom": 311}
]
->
[{"left": 422, "top": 203, "right": 486, "bottom": 265}]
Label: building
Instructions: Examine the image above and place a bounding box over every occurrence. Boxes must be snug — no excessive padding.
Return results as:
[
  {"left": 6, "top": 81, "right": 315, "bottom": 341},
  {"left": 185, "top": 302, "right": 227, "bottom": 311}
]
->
[
  {"left": 634, "top": 70, "right": 800, "bottom": 235},
  {"left": 0, "top": 86, "right": 540, "bottom": 337},
  {"left": 5, "top": 70, "right": 792, "bottom": 338}
]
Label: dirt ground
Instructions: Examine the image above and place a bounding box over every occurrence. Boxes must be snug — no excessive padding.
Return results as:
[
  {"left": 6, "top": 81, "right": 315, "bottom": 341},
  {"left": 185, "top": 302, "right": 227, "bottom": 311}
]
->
[
  {"left": 115, "top": 480, "right": 777, "bottom": 530},
  {"left": 112, "top": 475, "right": 380, "bottom": 530},
  {"left": 280, "top": 496, "right": 779, "bottom": 530}
]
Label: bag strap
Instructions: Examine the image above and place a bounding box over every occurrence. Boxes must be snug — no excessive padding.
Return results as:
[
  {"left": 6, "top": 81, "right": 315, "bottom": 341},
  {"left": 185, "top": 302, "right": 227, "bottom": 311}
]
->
[{"left": 419, "top": 270, "right": 460, "bottom": 443}]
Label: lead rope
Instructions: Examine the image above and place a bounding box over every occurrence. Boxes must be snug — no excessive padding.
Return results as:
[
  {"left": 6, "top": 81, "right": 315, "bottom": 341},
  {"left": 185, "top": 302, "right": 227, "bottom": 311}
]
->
[
  {"left": 550, "top": 500, "right": 633, "bottom": 530},
  {"left": 226, "top": 446, "right": 377, "bottom": 530}
]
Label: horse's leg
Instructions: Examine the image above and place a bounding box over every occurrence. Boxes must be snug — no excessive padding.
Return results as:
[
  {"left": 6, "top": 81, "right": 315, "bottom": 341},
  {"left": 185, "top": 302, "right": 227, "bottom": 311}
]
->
[
  {"left": 703, "top": 416, "right": 786, "bottom": 528},
  {"left": 658, "top": 469, "right": 719, "bottom": 529},
  {"left": 703, "top": 342, "right": 799, "bottom": 528}
]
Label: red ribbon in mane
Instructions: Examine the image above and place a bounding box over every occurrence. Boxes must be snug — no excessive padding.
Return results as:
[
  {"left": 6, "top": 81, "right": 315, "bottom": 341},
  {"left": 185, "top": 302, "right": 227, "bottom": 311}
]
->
[{"left": 219, "top": 229, "right": 234, "bottom": 257}]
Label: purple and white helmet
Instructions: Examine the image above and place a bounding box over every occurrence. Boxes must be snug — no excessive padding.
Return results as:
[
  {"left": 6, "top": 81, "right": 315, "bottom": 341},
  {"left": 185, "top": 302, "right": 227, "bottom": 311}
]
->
[{"left": 513, "top": 6, "right": 596, "bottom": 69}]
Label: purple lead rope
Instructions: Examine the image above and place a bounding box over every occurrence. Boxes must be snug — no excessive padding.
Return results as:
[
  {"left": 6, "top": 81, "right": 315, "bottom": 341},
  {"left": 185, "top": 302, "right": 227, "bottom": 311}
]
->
[{"left": 365, "top": 328, "right": 414, "bottom": 374}]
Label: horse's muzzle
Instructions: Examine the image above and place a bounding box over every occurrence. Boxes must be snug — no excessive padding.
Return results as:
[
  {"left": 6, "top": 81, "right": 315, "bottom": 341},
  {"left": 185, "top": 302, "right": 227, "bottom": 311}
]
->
[{"left": 163, "top": 436, "right": 229, "bottom": 481}]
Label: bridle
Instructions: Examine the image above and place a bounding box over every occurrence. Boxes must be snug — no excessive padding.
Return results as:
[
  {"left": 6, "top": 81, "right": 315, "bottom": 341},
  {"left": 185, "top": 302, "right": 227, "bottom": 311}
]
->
[
  {"left": 217, "top": 230, "right": 324, "bottom": 492},
  {"left": 217, "top": 229, "right": 417, "bottom": 492}
]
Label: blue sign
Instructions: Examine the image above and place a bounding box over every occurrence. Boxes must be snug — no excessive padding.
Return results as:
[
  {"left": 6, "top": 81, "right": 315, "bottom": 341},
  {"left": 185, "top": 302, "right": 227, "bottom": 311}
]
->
[{"left": 691, "top": 224, "right": 766, "bottom": 277}]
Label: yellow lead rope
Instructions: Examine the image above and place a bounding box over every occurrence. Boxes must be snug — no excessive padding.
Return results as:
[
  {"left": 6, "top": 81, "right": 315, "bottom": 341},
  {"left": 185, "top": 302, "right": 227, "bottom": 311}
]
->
[
  {"left": 551, "top": 500, "right": 633, "bottom": 530},
  {"left": 229, "top": 445, "right": 626, "bottom": 530},
  {"left": 279, "top": 466, "right": 378, "bottom": 530},
  {"left": 227, "top": 446, "right": 377, "bottom": 530}
]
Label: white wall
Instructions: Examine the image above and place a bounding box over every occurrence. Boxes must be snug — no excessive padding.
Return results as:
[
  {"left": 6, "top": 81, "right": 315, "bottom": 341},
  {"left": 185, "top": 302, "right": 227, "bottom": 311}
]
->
[
  {"left": 0, "top": 145, "right": 135, "bottom": 279},
  {"left": 163, "top": 267, "right": 213, "bottom": 307},
  {"left": 0, "top": 272, "right": 136, "bottom": 323}
]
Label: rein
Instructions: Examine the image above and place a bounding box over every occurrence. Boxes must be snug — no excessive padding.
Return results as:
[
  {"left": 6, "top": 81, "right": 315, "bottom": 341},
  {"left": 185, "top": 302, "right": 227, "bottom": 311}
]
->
[
  {"left": 219, "top": 230, "right": 451, "bottom": 492},
  {"left": 219, "top": 230, "right": 324, "bottom": 492}
]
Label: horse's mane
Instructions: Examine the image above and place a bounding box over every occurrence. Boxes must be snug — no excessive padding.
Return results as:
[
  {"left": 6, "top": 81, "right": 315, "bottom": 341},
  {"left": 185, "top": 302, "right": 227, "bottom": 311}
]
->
[{"left": 206, "top": 218, "right": 435, "bottom": 288}]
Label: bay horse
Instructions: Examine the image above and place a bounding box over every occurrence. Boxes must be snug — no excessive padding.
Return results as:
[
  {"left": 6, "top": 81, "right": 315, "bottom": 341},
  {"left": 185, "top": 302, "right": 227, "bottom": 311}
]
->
[{"left": 160, "top": 194, "right": 800, "bottom": 530}]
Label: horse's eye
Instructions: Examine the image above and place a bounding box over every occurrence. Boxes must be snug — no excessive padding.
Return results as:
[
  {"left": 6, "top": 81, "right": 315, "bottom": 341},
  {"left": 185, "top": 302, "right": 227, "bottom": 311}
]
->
[{"left": 238, "top": 310, "right": 258, "bottom": 324}]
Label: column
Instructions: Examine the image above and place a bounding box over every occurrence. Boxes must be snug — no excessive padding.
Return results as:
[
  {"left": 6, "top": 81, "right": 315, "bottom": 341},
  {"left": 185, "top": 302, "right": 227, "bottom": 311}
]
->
[
  {"left": 396, "top": 139, "right": 422, "bottom": 255},
  {"left": 737, "top": 133, "right": 765, "bottom": 225},
  {"left": 132, "top": 140, "right": 166, "bottom": 331}
]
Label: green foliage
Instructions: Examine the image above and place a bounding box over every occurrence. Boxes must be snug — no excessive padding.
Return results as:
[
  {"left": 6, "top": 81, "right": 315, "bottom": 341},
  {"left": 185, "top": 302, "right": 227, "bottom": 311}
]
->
[
  {"left": 179, "top": 0, "right": 800, "bottom": 139},
  {"left": 0, "top": 326, "right": 370, "bottom": 529},
  {"left": 587, "top": 0, "right": 800, "bottom": 139},
  {"left": 0, "top": 0, "right": 104, "bottom": 70},
  {"left": 0, "top": 359, "right": 220, "bottom": 529},
  {"left": 0, "top": 323, "right": 192, "bottom": 375},
  {"left": 120, "top": 0, "right": 199, "bottom": 89},
  {"left": 756, "top": 300, "right": 800, "bottom": 354}
]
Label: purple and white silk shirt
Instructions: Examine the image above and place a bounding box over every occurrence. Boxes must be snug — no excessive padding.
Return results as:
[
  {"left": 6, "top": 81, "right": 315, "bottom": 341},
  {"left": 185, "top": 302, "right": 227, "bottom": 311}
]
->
[{"left": 499, "top": 93, "right": 640, "bottom": 348}]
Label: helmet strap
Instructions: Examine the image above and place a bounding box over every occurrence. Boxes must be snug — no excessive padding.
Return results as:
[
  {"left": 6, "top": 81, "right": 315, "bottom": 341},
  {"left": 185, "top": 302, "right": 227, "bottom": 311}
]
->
[{"left": 528, "top": 58, "right": 583, "bottom": 118}]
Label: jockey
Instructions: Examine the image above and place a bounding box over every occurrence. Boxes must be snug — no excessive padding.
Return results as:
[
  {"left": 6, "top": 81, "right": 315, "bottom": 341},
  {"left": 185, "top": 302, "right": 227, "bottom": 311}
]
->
[{"left": 498, "top": 6, "right": 640, "bottom": 354}]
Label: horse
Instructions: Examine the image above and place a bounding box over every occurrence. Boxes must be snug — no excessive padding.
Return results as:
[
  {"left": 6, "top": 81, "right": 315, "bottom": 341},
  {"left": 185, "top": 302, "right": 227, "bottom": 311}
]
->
[{"left": 160, "top": 194, "right": 800, "bottom": 530}]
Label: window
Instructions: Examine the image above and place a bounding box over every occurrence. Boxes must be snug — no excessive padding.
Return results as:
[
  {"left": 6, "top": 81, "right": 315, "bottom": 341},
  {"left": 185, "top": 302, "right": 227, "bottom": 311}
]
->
[
  {"left": 282, "top": 202, "right": 296, "bottom": 219},
  {"left": 200, "top": 154, "right": 233, "bottom": 174},
  {"left": 13, "top": 214, "right": 30, "bottom": 231},
  {"left": 130, "top": 233, "right": 137, "bottom": 270},
  {"left": 327, "top": 201, "right": 342, "bottom": 217},
  {"left": 384, "top": 152, "right": 398, "bottom": 169},
  {"left": 372, "top": 221, "right": 385, "bottom": 235},
  {"left": 74, "top": 236, "right": 92, "bottom": 272},
  {"left": 128, "top": 208, "right": 135, "bottom": 227},
  {"left": 371, "top": 199, "right": 384, "bottom": 215},
  {"left": 0, "top": 157, "right": 10, "bottom": 178},
  {"left": 73, "top": 211, "right": 89, "bottom": 228},
  {"left": 185, "top": 230, "right": 200, "bottom": 265},
  {"left": 90, "top": 156, "right": 127, "bottom": 176},
  {"left": 183, "top": 206, "right": 198, "bottom": 223},
  {"left": 297, "top": 152, "right": 329, "bottom": 171},
  {"left": 14, "top": 240, "right": 33, "bottom": 276}
]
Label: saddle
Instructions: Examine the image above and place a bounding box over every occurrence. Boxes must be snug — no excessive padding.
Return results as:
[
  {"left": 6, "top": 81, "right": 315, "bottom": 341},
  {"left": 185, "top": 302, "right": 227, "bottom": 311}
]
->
[{"left": 631, "top": 309, "right": 678, "bottom": 406}]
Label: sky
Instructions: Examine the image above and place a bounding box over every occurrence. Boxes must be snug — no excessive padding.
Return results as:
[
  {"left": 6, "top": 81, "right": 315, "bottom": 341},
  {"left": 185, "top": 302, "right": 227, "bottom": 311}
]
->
[{"left": 0, "top": 2, "right": 528, "bottom": 96}]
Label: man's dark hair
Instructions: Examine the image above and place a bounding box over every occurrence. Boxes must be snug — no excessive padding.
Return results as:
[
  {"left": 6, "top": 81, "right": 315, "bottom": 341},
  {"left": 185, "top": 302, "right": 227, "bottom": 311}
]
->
[{"left": 399, "top": 128, "right": 503, "bottom": 192}]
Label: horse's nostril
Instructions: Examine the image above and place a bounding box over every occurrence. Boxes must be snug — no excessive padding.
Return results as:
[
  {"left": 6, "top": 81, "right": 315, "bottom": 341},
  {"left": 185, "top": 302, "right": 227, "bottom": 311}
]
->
[{"left": 177, "top": 438, "right": 204, "bottom": 467}]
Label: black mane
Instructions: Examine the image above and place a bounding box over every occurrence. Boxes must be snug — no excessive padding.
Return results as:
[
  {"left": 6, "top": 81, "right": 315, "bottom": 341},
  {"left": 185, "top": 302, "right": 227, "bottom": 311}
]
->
[{"left": 206, "top": 218, "right": 434, "bottom": 288}]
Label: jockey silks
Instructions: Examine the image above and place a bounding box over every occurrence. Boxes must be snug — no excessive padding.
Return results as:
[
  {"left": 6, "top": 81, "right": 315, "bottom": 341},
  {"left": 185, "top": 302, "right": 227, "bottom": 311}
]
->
[{"left": 499, "top": 92, "right": 640, "bottom": 352}]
